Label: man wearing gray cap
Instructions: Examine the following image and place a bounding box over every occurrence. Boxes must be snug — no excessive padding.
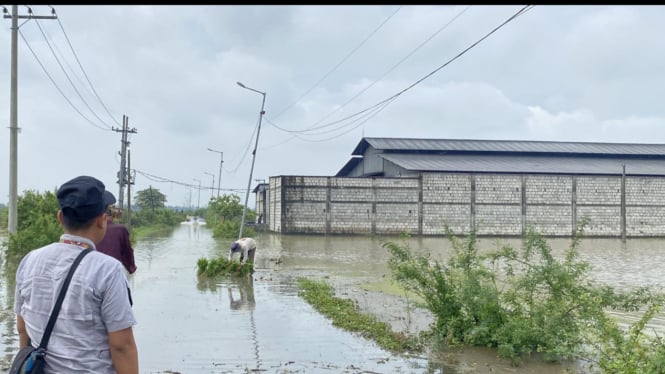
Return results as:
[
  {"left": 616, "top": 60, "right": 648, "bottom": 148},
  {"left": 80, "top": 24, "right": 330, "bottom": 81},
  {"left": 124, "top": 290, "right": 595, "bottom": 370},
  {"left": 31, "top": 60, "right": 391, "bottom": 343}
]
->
[{"left": 13, "top": 175, "right": 139, "bottom": 373}]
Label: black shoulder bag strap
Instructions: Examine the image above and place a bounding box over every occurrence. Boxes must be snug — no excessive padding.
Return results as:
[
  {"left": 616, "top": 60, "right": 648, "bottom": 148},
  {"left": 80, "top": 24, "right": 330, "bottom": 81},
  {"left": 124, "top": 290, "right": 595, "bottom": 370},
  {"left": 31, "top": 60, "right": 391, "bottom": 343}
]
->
[{"left": 38, "top": 248, "right": 93, "bottom": 349}]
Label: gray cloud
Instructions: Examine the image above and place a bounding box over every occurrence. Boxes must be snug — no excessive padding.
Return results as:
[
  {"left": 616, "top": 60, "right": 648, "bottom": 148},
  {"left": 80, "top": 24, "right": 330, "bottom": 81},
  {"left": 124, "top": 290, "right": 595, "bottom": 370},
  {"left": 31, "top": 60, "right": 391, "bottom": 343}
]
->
[{"left": 2, "top": 5, "right": 665, "bottom": 207}]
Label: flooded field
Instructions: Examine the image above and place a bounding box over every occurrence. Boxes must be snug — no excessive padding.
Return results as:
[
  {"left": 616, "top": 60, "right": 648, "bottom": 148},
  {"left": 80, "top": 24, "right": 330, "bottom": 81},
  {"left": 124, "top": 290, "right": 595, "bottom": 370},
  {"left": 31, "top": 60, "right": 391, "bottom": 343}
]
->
[{"left": 1, "top": 225, "right": 665, "bottom": 373}]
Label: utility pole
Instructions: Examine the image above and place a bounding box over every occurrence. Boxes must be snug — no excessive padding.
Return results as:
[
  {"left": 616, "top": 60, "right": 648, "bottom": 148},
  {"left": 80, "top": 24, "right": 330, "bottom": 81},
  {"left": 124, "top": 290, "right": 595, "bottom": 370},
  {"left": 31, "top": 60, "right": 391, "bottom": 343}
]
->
[
  {"left": 207, "top": 148, "right": 223, "bottom": 197},
  {"left": 236, "top": 82, "right": 266, "bottom": 240},
  {"left": 113, "top": 115, "right": 137, "bottom": 211},
  {"left": 127, "top": 149, "right": 132, "bottom": 231},
  {"left": 4, "top": 6, "right": 57, "bottom": 234}
]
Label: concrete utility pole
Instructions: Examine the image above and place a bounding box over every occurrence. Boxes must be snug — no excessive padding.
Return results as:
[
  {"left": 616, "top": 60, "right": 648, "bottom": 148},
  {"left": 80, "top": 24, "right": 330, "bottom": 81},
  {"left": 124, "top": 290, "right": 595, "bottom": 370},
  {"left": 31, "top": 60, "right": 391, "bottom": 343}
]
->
[
  {"left": 4, "top": 6, "right": 57, "bottom": 234},
  {"left": 236, "top": 81, "right": 266, "bottom": 240},
  {"left": 113, "top": 115, "right": 137, "bottom": 211},
  {"left": 127, "top": 149, "right": 132, "bottom": 230}
]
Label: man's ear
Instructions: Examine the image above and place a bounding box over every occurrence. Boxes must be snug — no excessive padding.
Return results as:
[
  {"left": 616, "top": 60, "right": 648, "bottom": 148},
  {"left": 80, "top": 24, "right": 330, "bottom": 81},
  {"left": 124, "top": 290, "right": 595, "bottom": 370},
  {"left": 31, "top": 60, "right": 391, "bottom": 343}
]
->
[
  {"left": 96, "top": 213, "right": 107, "bottom": 229},
  {"left": 57, "top": 210, "right": 64, "bottom": 225}
]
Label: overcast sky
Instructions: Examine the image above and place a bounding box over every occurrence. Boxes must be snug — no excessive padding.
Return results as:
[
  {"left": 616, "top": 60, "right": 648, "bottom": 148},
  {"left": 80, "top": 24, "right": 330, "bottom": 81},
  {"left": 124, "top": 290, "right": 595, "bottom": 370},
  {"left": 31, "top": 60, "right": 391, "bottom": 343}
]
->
[{"left": 2, "top": 5, "right": 665, "bottom": 209}]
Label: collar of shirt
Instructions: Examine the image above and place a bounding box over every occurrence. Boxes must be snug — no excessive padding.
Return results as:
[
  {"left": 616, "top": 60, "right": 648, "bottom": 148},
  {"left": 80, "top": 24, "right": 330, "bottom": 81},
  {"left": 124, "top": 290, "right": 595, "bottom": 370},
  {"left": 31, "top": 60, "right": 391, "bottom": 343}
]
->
[{"left": 60, "top": 234, "right": 97, "bottom": 250}]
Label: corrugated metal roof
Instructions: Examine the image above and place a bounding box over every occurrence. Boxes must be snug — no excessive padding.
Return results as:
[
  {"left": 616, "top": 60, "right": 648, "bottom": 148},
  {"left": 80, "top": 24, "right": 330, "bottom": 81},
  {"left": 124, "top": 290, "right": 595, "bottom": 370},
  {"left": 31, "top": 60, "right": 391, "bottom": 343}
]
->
[
  {"left": 252, "top": 183, "right": 269, "bottom": 193},
  {"left": 336, "top": 157, "right": 363, "bottom": 177},
  {"left": 379, "top": 153, "right": 665, "bottom": 176},
  {"left": 352, "top": 137, "right": 665, "bottom": 157}
]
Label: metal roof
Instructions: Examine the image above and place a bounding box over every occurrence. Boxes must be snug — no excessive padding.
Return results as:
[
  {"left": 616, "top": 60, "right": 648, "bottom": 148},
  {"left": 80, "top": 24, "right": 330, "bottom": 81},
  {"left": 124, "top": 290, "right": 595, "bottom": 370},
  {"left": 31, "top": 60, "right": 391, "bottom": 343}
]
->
[
  {"left": 252, "top": 183, "right": 269, "bottom": 193},
  {"left": 336, "top": 157, "right": 363, "bottom": 177},
  {"left": 379, "top": 153, "right": 665, "bottom": 176},
  {"left": 352, "top": 137, "right": 665, "bottom": 157}
]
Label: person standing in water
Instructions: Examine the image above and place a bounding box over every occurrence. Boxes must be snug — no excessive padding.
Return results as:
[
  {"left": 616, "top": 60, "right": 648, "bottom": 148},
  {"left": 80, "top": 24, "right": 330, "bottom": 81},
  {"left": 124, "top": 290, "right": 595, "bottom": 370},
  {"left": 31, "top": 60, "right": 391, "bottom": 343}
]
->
[
  {"left": 96, "top": 192, "right": 137, "bottom": 274},
  {"left": 229, "top": 237, "right": 256, "bottom": 265}
]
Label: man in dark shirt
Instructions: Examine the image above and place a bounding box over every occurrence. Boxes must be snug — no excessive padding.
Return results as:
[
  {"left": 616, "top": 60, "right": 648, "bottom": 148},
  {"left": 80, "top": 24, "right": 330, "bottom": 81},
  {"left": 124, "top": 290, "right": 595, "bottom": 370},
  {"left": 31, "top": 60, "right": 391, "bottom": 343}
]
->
[{"left": 97, "top": 192, "right": 137, "bottom": 274}]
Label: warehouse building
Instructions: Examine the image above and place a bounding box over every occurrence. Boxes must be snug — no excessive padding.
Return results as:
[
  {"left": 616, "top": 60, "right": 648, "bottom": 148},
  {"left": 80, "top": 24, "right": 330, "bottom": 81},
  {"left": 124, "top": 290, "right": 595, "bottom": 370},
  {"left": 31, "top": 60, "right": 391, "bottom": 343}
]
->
[{"left": 260, "top": 137, "right": 665, "bottom": 237}]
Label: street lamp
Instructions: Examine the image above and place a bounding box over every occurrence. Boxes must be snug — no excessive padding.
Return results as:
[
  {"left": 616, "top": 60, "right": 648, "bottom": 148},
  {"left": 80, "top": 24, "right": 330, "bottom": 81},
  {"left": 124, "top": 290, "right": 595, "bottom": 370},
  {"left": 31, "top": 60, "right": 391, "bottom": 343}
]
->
[
  {"left": 207, "top": 148, "right": 223, "bottom": 197},
  {"left": 204, "top": 172, "right": 215, "bottom": 201},
  {"left": 237, "top": 81, "right": 266, "bottom": 240},
  {"left": 192, "top": 178, "right": 201, "bottom": 211}
]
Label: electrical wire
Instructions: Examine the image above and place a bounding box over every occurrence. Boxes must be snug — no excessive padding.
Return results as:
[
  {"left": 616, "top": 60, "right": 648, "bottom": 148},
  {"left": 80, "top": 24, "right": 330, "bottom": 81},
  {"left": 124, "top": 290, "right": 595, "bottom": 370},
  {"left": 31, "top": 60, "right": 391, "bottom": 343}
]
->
[
  {"left": 24, "top": 7, "right": 103, "bottom": 109},
  {"left": 32, "top": 11, "right": 96, "bottom": 102},
  {"left": 270, "top": 5, "right": 403, "bottom": 121},
  {"left": 260, "top": 96, "right": 398, "bottom": 149},
  {"left": 134, "top": 169, "right": 245, "bottom": 193},
  {"left": 33, "top": 17, "right": 113, "bottom": 130},
  {"left": 293, "top": 5, "right": 473, "bottom": 136},
  {"left": 265, "top": 5, "right": 534, "bottom": 143},
  {"left": 293, "top": 96, "right": 398, "bottom": 143},
  {"left": 18, "top": 29, "right": 111, "bottom": 131},
  {"left": 51, "top": 6, "right": 123, "bottom": 127},
  {"left": 224, "top": 112, "right": 262, "bottom": 174}
]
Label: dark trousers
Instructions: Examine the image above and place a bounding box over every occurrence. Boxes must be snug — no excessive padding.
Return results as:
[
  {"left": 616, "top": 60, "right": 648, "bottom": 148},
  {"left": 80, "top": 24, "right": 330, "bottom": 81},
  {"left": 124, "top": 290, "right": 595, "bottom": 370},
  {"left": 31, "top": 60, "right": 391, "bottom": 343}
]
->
[{"left": 240, "top": 247, "right": 256, "bottom": 265}]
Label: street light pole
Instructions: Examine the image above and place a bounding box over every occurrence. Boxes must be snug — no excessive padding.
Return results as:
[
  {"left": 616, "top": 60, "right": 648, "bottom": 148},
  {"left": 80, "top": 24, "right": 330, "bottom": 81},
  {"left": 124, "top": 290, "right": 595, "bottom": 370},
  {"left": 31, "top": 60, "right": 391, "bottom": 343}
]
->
[
  {"left": 204, "top": 172, "right": 215, "bottom": 201},
  {"left": 237, "top": 81, "right": 266, "bottom": 240},
  {"left": 207, "top": 148, "right": 223, "bottom": 198}
]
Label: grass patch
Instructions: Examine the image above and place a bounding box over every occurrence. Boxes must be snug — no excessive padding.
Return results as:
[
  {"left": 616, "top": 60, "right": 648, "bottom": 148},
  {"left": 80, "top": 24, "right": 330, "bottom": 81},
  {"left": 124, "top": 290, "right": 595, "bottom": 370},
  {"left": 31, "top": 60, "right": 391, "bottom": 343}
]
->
[
  {"left": 297, "top": 277, "right": 423, "bottom": 354},
  {"left": 197, "top": 257, "right": 253, "bottom": 277},
  {"left": 358, "top": 278, "right": 424, "bottom": 304},
  {"left": 130, "top": 224, "right": 176, "bottom": 241}
]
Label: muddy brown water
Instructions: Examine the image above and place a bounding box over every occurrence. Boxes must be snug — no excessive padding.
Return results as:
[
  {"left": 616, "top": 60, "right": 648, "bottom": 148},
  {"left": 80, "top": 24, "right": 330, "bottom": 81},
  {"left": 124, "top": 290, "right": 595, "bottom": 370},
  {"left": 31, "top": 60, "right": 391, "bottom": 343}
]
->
[{"left": 1, "top": 225, "right": 664, "bottom": 373}]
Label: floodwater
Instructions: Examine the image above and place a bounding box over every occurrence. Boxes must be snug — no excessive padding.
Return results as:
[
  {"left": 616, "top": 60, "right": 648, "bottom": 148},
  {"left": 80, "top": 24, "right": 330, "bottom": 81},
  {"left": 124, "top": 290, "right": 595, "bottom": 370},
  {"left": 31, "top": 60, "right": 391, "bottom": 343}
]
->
[{"left": 1, "top": 225, "right": 665, "bottom": 373}]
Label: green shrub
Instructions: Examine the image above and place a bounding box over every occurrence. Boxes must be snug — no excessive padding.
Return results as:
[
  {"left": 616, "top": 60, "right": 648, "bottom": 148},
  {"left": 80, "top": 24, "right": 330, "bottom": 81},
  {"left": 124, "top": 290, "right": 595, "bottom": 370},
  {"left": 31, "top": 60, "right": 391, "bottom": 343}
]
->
[
  {"left": 130, "top": 208, "right": 185, "bottom": 228},
  {"left": 6, "top": 190, "right": 61, "bottom": 259},
  {"left": 212, "top": 220, "right": 256, "bottom": 239},
  {"left": 196, "top": 256, "right": 253, "bottom": 277},
  {"left": 0, "top": 205, "right": 8, "bottom": 231},
  {"left": 384, "top": 222, "right": 665, "bottom": 367}
]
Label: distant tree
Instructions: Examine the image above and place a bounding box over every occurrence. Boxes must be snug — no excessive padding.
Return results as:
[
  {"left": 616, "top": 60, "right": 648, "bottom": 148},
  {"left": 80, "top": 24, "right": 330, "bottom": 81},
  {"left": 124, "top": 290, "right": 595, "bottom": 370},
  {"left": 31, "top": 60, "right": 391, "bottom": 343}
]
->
[
  {"left": 205, "top": 194, "right": 256, "bottom": 238},
  {"left": 207, "top": 194, "right": 244, "bottom": 223},
  {"left": 134, "top": 187, "right": 167, "bottom": 211}
]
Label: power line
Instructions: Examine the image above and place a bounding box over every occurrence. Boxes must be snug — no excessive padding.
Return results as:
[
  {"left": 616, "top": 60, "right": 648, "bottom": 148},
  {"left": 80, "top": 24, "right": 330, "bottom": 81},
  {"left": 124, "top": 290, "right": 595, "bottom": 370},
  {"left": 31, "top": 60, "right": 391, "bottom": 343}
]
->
[
  {"left": 31, "top": 9, "right": 94, "bottom": 100},
  {"left": 292, "top": 5, "right": 473, "bottom": 136},
  {"left": 51, "top": 6, "right": 122, "bottom": 127},
  {"left": 270, "top": 5, "right": 403, "bottom": 121},
  {"left": 268, "top": 96, "right": 398, "bottom": 143},
  {"left": 33, "top": 17, "right": 112, "bottom": 130},
  {"left": 134, "top": 169, "right": 245, "bottom": 193},
  {"left": 261, "top": 97, "right": 397, "bottom": 149},
  {"left": 265, "top": 5, "right": 534, "bottom": 142},
  {"left": 224, "top": 113, "right": 261, "bottom": 174},
  {"left": 18, "top": 28, "right": 111, "bottom": 131},
  {"left": 260, "top": 4, "right": 473, "bottom": 148}
]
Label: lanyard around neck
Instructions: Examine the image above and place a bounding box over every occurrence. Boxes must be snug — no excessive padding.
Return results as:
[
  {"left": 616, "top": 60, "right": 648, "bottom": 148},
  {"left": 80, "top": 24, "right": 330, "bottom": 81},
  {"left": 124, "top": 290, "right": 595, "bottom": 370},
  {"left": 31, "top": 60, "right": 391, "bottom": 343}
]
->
[{"left": 60, "top": 239, "right": 91, "bottom": 250}]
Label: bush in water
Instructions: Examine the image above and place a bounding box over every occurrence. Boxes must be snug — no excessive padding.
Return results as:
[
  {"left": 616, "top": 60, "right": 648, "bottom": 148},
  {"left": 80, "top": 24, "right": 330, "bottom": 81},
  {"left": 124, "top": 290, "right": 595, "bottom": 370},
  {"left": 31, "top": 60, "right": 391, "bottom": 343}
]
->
[
  {"left": 384, "top": 219, "right": 665, "bottom": 368},
  {"left": 197, "top": 257, "right": 253, "bottom": 277}
]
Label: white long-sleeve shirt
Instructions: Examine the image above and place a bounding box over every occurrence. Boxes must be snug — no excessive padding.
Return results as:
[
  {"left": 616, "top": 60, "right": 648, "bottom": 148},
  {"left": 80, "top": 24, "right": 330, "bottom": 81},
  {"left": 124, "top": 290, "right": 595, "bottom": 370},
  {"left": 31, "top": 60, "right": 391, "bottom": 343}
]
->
[{"left": 229, "top": 237, "right": 256, "bottom": 264}]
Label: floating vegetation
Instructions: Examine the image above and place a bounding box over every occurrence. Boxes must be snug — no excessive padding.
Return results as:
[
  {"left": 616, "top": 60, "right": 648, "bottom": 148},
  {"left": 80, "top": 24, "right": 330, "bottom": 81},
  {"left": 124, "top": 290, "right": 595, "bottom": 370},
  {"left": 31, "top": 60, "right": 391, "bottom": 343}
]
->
[
  {"left": 297, "top": 277, "right": 423, "bottom": 354},
  {"left": 197, "top": 257, "right": 253, "bottom": 277}
]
